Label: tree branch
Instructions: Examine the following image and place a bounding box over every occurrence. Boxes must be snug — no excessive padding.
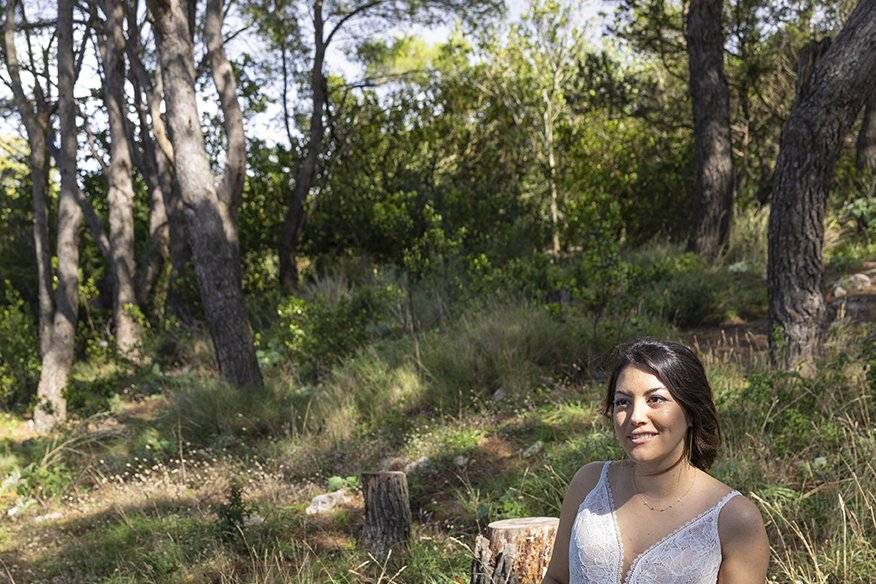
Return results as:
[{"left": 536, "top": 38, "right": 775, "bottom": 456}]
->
[{"left": 205, "top": 0, "right": 246, "bottom": 210}]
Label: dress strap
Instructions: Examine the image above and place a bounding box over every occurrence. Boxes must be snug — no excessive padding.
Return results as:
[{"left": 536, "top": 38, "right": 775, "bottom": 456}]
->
[
  {"left": 598, "top": 460, "right": 612, "bottom": 486},
  {"left": 714, "top": 489, "right": 741, "bottom": 513}
]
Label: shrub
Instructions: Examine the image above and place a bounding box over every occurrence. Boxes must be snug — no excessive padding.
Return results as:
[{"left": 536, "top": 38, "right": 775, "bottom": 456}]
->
[
  {"left": 0, "top": 283, "right": 40, "bottom": 408},
  {"left": 272, "top": 279, "right": 402, "bottom": 378}
]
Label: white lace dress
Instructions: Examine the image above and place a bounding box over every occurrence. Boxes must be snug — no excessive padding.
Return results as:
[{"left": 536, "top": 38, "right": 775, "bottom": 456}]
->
[{"left": 569, "top": 460, "right": 739, "bottom": 584}]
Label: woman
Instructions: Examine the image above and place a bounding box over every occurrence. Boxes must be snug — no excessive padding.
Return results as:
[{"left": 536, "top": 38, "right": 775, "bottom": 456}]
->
[{"left": 542, "top": 340, "right": 770, "bottom": 583}]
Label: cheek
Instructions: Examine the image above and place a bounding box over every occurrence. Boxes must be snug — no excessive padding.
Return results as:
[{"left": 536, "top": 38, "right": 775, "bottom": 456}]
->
[{"left": 652, "top": 405, "right": 687, "bottom": 430}]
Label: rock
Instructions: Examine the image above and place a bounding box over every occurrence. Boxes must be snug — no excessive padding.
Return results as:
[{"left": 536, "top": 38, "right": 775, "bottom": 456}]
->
[
  {"left": 812, "top": 456, "right": 827, "bottom": 469},
  {"left": 404, "top": 455, "right": 432, "bottom": 475},
  {"left": 6, "top": 497, "right": 35, "bottom": 520},
  {"left": 453, "top": 455, "right": 469, "bottom": 467},
  {"left": 522, "top": 441, "right": 544, "bottom": 459},
  {"left": 34, "top": 511, "right": 63, "bottom": 523},
  {"left": 1, "top": 470, "right": 21, "bottom": 491},
  {"left": 847, "top": 273, "right": 871, "bottom": 290},
  {"left": 305, "top": 489, "right": 355, "bottom": 515},
  {"left": 380, "top": 456, "right": 408, "bottom": 471},
  {"left": 727, "top": 261, "right": 749, "bottom": 273},
  {"left": 833, "top": 286, "right": 847, "bottom": 299},
  {"left": 491, "top": 387, "right": 508, "bottom": 402},
  {"left": 243, "top": 513, "right": 265, "bottom": 527}
]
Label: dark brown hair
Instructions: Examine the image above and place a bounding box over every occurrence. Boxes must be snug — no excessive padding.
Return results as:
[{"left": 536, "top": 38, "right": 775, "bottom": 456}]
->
[{"left": 602, "top": 339, "right": 721, "bottom": 470}]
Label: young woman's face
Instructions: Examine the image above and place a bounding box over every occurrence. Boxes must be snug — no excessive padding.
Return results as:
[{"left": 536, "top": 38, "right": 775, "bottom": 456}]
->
[{"left": 611, "top": 364, "right": 689, "bottom": 466}]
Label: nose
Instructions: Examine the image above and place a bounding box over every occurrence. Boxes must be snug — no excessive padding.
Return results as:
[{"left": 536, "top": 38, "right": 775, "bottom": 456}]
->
[{"left": 629, "top": 398, "right": 648, "bottom": 427}]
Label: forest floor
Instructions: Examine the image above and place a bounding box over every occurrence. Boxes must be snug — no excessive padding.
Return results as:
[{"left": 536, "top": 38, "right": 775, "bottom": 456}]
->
[{"left": 0, "top": 253, "right": 874, "bottom": 583}]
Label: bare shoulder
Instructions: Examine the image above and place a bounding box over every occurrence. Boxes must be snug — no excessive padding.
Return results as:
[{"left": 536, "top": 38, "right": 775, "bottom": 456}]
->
[
  {"left": 568, "top": 460, "right": 605, "bottom": 498},
  {"left": 718, "top": 494, "right": 767, "bottom": 541},
  {"left": 716, "top": 492, "right": 770, "bottom": 581}
]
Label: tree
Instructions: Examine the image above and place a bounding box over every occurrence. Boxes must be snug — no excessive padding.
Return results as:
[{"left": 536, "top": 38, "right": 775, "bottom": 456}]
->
[
  {"left": 268, "top": 0, "right": 502, "bottom": 289},
  {"left": 96, "top": 0, "right": 143, "bottom": 358},
  {"left": 767, "top": 0, "right": 876, "bottom": 372},
  {"left": 33, "top": 0, "right": 85, "bottom": 431},
  {"left": 685, "top": 0, "right": 734, "bottom": 261},
  {"left": 2, "top": 0, "right": 54, "bottom": 358},
  {"left": 856, "top": 88, "right": 876, "bottom": 172},
  {"left": 147, "top": 0, "right": 263, "bottom": 388}
]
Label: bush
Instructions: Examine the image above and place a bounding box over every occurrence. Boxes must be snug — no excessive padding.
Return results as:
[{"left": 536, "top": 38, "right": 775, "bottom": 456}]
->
[
  {"left": 626, "top": 244, "right": 767, "bottom": 327},
  {"left": 271, "top": 277, "right": 403, "bottom": 378},
  {"left": 0, "top": 283, "right": 40, "bottom": 408},
  {"left": 166, "top": 378, "right": 309, "bottom": 445}
]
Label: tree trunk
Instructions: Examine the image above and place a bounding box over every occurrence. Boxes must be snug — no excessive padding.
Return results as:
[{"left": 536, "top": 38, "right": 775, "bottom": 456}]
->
[
  {"left": 34, "top": 0, "right": 84, "bottom": 432},
  {"left": 360, "top": 471, "right": 412, "bottom": 560},
  {"left": 767, "top": 1, "right": 876, "bottom": 372},
  {"left": 856, "top": 87, "right": 876, "bottom": 172},
  {"left": 102, "top": 0, "right": 142, "bottom": 359},
  {"left": 148, "top": 0, "right": 263, "bottom": 388},
  {"left": 685, "top": 0, "right": 735, "bottom": 262},
  {"left": 279, "top": 0, "right": 326, "bottom": 291},
  {"left": 3, "top": 0, "right": 54, "bottom": 358},
  {"left": 470, "top": 518, "right": 558, "bottom": 584},
  {"left": 126, "top": 0, "right": 172, "bottom": 314},
  {"left": 544, "top": 90, "right": 560, "bottom": 257}
]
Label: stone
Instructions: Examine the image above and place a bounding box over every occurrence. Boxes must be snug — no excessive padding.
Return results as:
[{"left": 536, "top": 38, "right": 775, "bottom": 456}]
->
[
  {"left": 521, "top": 441, "right": 544, "bottom": 459},
  {"left": 243, "top": 513, "right": 265, "bottom": 527},
  {"left": 727, "top": 261, "right": 749, "bottom": 273},
  {"left": 833, "top": 286, "right": 847, "bottom": 299},
  {"left": 380, "top": 456, "right": 408, "bottom": 471},
  {"left": 454, "top": 455, "right": 469, "bottom": 467},
  {"left": 491, "top": 387, "right": 508, "bottom": 402},
  {"left": 34, "top": 511, "right": 63, "bottom": 523},
  {"left": 305, "top": 489, "right": 355, "bottom": 515},
  {"left": 6, "top": 497, "right": 35, "bottom": 520},
  {"left": 846, "top": 273, "right": 871, "bottom": 290},
  {"left": 404, "top": 455, "right": 432, "bottom": 475}
]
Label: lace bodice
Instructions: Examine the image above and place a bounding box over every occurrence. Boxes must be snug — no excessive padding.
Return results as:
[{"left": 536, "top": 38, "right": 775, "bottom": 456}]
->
[{"left": 569, "top": 460, "right": 739, "bottom": 584}]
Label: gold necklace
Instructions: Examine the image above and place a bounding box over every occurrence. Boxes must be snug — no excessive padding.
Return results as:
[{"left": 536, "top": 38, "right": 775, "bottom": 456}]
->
[{"left": 633, "top": 467, "right": 694, "bottom": 512}]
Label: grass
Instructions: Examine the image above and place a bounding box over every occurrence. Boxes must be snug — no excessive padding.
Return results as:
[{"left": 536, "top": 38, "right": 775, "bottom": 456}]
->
[{"left": 0, "top": 244, "right": 873, "bottom": 582}]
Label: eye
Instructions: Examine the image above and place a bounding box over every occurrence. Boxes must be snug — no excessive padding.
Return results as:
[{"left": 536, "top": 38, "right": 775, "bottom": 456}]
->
[
  {"left": 613, "top": 398, "right": 630, "bottom": 408},
  {"left": 648, "top": 395, "right": 668, "bottom": 405}
]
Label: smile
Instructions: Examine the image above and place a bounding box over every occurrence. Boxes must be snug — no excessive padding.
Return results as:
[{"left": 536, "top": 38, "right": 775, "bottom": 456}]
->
[{"left": 628, "top": 432, "right": 659, "bottom": 444}]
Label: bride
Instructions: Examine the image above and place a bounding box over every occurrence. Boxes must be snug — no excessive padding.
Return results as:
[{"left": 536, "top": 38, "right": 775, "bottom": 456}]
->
[{"left": 542, "top": 340, "right": 769, "bottom": 583}]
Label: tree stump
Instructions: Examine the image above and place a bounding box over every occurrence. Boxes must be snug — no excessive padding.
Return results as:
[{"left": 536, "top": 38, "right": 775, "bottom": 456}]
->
[
  {"left": 470, "top": 517, "right": 559, "bottom": 584},
  {"left": 360, "top": 471, "right": 412, "bottom": 560}
]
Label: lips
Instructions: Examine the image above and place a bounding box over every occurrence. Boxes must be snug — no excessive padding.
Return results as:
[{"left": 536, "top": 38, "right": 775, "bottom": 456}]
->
[{"left": 628, "top": 432, "right": 659, "bottom": 444}]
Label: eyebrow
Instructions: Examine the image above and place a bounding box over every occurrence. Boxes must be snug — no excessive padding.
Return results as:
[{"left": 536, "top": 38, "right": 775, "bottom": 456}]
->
[{"left": 614, "top": 387, "right": 667, "bottom": 397}]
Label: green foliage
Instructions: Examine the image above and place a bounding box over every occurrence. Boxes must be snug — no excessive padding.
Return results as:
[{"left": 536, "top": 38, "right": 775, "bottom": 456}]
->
[
  {"left": 272, "top": 280, "right": 401, "bottom": 378},
  {"left": 216, "top": 481, "right": 251, "bottom": 545},
  {"left": 0, "top": 282, "right": 40, "bottom": 408},
  {"left": 326, "top": 475, "right": 361, "bottom": 492},
  {"left": 625, "top": 244, "right": 767, "bottom": 327}
]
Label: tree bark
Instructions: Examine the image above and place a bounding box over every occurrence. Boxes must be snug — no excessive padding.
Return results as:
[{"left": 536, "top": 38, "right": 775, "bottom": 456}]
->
[
  {"left": 3, "top": 0, "right": 54, "bottom": 358},
  {"left": 360, "top": 471, "right": 412, "bottom": 560},
  {"left": 34, "top": 0, "right": 84, "bottom": 432},
  {"left": 101, "top": 0, "right": 142, "bottom": 358},
  {"left": 470, "top": 518, "right": 558, "bottom": 584},
  {"left": 685, "top": 0, "right": 735, "bottom": 262},
  {"left": 126, "top": 0, "right": 171, "bottom": 313},
  {"left": 125, "top": 20, "right": 192, "bottom": 316},
  {"left": 279, "top": 0, "right": 326, "bottom": 291},
  {"left": 767, "top": 1, "right": 876, "bottom": 373},
  {"left": 856, "top": 87, "right": 876, "bottom": 172},
  {"left": 544, "top": 89, "right": 560, "bottom": 257},
  {"left": 148, "top": 0, "right": 263, "bottom": 388}
]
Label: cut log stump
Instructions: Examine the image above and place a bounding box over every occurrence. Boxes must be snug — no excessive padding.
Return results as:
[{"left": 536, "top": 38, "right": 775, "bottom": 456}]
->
[
  {"left": 470, "top": 517, "right": 559, "bottom": 584},
  {"left": 360, "top": 471, "right": 412, "bottom": 560}
]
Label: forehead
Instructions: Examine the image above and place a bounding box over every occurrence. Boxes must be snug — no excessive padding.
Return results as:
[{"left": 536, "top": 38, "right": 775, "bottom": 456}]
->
[{"left": 614, "top": 364, "right": 666, "bottom": 394}]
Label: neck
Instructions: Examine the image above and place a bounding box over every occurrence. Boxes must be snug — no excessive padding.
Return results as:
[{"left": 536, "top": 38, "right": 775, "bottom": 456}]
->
[{"left": 632, "top": 454, "right": 694, "bottom": 498}]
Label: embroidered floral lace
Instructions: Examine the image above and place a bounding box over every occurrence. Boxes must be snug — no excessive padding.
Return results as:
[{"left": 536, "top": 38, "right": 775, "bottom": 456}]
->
[{"left": 569, "top": 460, "right": 739, "bottom": 584}]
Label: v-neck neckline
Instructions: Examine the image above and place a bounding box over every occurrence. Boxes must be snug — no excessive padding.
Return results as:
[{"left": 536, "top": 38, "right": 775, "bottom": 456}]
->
[{"left": 603, "top": 461, "right": 736, "bottom": 584}]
